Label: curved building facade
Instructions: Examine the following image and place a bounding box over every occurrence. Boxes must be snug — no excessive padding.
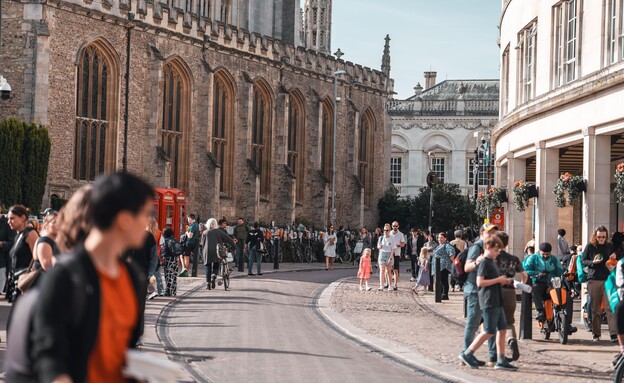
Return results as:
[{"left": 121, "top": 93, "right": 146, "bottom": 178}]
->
[{"left": 495, "top": 0, "right": 624, "bottom": 254}]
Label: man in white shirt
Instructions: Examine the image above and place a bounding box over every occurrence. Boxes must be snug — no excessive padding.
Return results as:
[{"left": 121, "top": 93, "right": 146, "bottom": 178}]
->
[{"left": 390, "top": 221, "right": 406, "bottom": 291}]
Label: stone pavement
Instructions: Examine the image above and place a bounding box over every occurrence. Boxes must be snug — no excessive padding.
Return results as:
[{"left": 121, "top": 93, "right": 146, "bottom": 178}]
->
[{"left": 328, "top": 274, "right": 617, "bottom": 383}]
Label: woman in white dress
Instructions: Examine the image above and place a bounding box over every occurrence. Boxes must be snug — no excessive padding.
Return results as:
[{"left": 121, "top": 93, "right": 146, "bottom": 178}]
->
[{"left": 324, "top": 226, "right": 337, "bottom": 270}]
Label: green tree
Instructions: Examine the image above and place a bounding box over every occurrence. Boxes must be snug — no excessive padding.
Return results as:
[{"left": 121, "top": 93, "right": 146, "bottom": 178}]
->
[
  {"left": 0, "top": 118, "right": 25, "bottom": 207},
  {"left": 0, "top": 118, "right": 51, "bottom": 212},
  {"left": 377, "top": 183, "right": 477, "bottom": 233},
  {"left": 21, "top": 122, "right": 51, "bottom": 213}
]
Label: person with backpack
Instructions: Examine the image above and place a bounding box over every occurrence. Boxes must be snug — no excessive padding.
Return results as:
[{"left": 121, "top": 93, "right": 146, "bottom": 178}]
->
[
  {"left": 246, "top": 222, "right": 264, "bottom": 276},
  {"left": 450, "top": 230, "right": 467, "bottom": 291},
  {"left": 30, "top": 172, "right": 150, "bottom": 383},
  {"left": 179, "top": 214, "right": 199, "bottom": 277},
  {"left": 161, "top": 227, "right": 181, "bottom": 296},
  {"left": 460, "top": 223, "right": 498, "bottom": 367}
]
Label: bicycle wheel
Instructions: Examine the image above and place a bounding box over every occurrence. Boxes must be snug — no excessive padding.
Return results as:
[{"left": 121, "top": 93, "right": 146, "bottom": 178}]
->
[
  {"left": 615, "top": 355, "right": 624, "bottom": 383},
  {"left": 305, "top": 246, "right": 313, "bottom": 263},
  {"left": 557, "top": 311, "right": 568, "bottom": 345},
  {"left": 342, "top": 248, "right": 352, "bottom": 264},
  {"left": 222, "top": 262, "right": 230, "bottom": 290}
]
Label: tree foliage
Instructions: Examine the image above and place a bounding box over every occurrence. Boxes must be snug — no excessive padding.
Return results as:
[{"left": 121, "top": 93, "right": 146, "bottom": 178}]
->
[
  {"left": 378, "top": 183, "right": 477, "bottom": 233},
  {"left": 0, "top": 118, "right": 51, "bottom": 212}
]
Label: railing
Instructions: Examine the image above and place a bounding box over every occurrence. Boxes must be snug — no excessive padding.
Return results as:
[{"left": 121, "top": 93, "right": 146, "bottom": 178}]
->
[{"left": 387, "top": 99, "right": 498, "bottom": 116}]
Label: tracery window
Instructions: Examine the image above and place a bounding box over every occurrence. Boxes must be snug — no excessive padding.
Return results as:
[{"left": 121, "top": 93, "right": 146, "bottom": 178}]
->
[
  {"left": 251, "top": 81, "right": 272, "bottom": 198},
  {"left": 74, "top": 42, "right": 118, "bottom": 181},
  {"left": 212, "top": 71, "right": 234, "bottom": 194},
  {"left": 287, "top": 91, "right": 306, "bottom": 202},
  {"left": 161, "top": 60, "right": 190, "bottom": 191},
  {"left": 358, "top": 110, "right": 375, "bottom": 206},
  {"left": 320, "top": 99, "right": 334, "bottom": 182}
]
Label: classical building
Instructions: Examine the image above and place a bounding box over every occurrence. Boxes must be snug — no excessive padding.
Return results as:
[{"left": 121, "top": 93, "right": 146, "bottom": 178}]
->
[
  {"left": 495, "top": 0, "right": 624, "bottom": 255},
  {"left": 388, "top": 72, "right": 499, "bottom": 197},
  {"left": 0, "top": 0, "right": 391, "bottom": 228}
]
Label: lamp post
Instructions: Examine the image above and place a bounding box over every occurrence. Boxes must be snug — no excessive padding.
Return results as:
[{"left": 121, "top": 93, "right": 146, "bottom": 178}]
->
[
  {"left": 122, "top": 12, "right": 135, "bottom": 173},
  {"left": 427, "top": 151, "right": 435, "bottom": 234},
  {"left": 331, "top": 70, "right": 346, "bottom": 225}
]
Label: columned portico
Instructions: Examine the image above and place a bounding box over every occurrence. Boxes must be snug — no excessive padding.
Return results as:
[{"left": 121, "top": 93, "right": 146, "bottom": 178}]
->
[
  {"left": 535, "top": 142, "right": 559, "bottom": 246},
  {"left": 507, "top": 156, "right": 526, "bottom": 257},
  {"left": 582, "top": 128, "right": 611, "bottom": 245}
]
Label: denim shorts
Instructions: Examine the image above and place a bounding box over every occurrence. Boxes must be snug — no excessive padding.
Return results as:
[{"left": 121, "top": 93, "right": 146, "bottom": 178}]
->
[
  {"left": 378, "top": 251, "right": 391, "bottom": 265},
  {"left": 482, "top": 306, "right": 507, "bottom": 334}
]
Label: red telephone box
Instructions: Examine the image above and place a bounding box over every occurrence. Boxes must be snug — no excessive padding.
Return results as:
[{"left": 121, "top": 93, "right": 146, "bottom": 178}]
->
[{"left": 154, "top": 188, "right": 187, "bottom": 240}]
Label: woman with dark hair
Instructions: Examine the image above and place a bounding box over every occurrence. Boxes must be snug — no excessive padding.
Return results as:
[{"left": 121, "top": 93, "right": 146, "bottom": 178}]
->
[
  {"left": 582, "top": 225, "right": 617, "bottom": 341},
  {"left": 7, "top": 205, "right": 39, "bottom": 302},
  {"left": 31, "top": 172, "right": 152, "bottom": 382},
  {"left": 33, "top": 212, "right": 60, "bottom": 272}
]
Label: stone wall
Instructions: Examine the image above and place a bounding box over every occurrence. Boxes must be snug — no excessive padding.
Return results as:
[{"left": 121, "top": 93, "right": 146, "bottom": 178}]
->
[{"left": 0, "top": 0, "right": 389, "bottom": 230}]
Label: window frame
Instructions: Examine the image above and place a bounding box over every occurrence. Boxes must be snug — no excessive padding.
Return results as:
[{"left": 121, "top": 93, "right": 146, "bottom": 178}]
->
[
  {"left": 251, "top": 81, "right": 273, "bottom": 198},
  {"left": 390, "top": 156, "right": 402, "bottom": 185},
  {"left": 517, "top": 19, "right": 538, "bottom": 104},
  {"left": 211, "top": 71, "right": 235, "bottom": 195},
  {"left": 287, "top": 90, "right": 306, "bottom": 203}
]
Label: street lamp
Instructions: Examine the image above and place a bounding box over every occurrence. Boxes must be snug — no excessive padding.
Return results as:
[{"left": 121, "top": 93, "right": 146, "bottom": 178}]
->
[
  {"left": 331, "top": 69, "right": 347, "bottom": 225},
  {"left": 427, "top": 151, "right": 436, "bottom": 233}
]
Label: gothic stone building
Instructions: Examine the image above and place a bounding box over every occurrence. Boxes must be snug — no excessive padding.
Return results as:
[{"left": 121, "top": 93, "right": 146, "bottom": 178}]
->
[{"left": 0, "top": 0, "right": 392, "bottom": 228}]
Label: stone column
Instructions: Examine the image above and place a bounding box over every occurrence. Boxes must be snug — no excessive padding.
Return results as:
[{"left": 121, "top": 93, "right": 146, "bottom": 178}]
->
[
  {"left": 507, "top": 156, "right": 526, "bottom": 257},
  {"left": 582, "top": 128, "right": 611, "bottom": 245},
  {"left": 535, "top": 142, "right": 559, "bottom": 246}
]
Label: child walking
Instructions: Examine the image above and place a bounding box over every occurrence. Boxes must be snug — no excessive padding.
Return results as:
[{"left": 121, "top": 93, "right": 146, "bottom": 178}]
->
[
  {"left": 458, "top": 236, "right": 518, "bottom": 371},
  {"left": 412, "top": 248, "right": 430, "bottom": 294},
  {"left": 358, "top": 248, "right": 373, "bottom": 291}
]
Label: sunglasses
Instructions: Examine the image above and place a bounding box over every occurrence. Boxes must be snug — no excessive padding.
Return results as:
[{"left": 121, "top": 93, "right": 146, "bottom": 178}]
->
[
  {"left": 596, "top": 235, "right": 607, "bottom": 239},
  {"left": 384, "top": 229, "right": 390, "bottom": 232}
]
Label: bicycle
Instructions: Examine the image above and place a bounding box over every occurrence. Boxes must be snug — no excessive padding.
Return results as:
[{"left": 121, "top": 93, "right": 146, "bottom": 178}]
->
[
  {"left": 614, "top": 352, "right": 624, "bottom": 382},
  {"left": 216, "top": 250, "right": 233, "bottom": 290},
  {"left": 336, "top": 242, "right": 352, "bottom": 264},
  {"left": 303, "top": 235, "right": 314, "bottom": 263}
]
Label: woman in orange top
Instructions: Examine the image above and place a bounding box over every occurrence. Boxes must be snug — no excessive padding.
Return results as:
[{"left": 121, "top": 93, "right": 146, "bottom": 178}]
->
[{"left": 32, "top": 172, "right": 151, "bottom": 383}]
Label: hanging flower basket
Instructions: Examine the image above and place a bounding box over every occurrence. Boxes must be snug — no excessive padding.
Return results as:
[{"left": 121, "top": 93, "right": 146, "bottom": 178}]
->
[
  {"left": 615, "top": 163, "right": 624, "bottom": 203},
  {"left": 512, "top": 180, "right": 535, "bottom": 212},
  {"left": 553, "top": 172, "right": 585, "bottom": 208},
  {"left": 474, "top": 187, "right": 505, "bottom": 218}
]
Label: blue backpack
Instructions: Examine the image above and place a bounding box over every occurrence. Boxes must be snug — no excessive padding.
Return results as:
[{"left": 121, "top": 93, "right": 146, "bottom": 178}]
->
[{"left": 576, "top": 252, "right": 587, "bottom": 283}]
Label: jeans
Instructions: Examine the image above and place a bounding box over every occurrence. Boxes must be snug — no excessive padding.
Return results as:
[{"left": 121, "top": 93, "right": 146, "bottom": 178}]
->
[
  {"left": 463, "top": 292, "right": 497, "bottom": 360},
  {"left": 440, "top": 269, "right": 450, "bottom": 297},
  {"left": 236, "top": 241, "right": 245, "bottom": 271},
  {"left": 410, "top": 254, "right": 419, "bottom": 278},
  {"left": 248, "top": 247, "right": 261, "bottom": 274},
  {"left": 204, "top": 262, "right": 219, "bottom": 284}
]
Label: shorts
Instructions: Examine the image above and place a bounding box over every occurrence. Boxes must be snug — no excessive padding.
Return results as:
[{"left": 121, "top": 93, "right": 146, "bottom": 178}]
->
[
  {"left": 378, "top": 251, "right": 391, "bottom": 265},
  {"left": 482, "top": 306, "right": 508, "bottom": 334},
  {"left": 393, "top": 255, "right": 400, "bottom": 270}
]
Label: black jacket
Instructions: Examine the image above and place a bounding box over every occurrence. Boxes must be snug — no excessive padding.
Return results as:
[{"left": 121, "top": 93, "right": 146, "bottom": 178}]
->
[
  {"left": 201, "top": 228, "right": 236, "bottom": 264},
  {"left": 0, "top": 215, "right": 15, "bottom": 269},
  {"left": 582, "top": 242, "right": 614, "bottom": 281},
  {"left": 31, "top": 245, "right": 146, "bottom": 383},
  {"left": 246, "top": 229, "right": 264, "bottom": 249}
]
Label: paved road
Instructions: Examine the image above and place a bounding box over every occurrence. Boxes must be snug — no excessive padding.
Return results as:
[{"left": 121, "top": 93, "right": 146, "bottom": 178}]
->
[{"left": 158, "top": 269, "right": 441, "bottom": 383}]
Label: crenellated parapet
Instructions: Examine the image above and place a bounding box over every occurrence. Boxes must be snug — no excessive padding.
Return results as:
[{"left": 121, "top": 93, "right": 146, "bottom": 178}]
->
[{"left": 43, "top": 0, "right": 388, "bottom": 93}]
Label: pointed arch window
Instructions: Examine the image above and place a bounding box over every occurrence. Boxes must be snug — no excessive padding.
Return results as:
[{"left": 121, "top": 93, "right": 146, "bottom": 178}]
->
[
  {"left": 359, "top": 110, "right": 375, "bottom": 206},
  {"left": 287, "top": 91, "right": 306, "bottom": 202},
  {"left": 320, "top": 99, "right": 334, "bottom": 182},
  {"left": 212, "top": 72, "right": 234, "bottom": 194},
  {"left": 161, "top": 61, "right": 190, "bottom": 191},
  {"left": 251, "top": 82, "right": 272, "bottom": 198},
  {"left": 74, "top": 43, "right": 118, "bottom": 181}
]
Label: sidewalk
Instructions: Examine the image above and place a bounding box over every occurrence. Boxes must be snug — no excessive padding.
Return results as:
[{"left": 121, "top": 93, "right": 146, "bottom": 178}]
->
[{"left": 327, "top": 275, "right": 616, "bottom": 382}]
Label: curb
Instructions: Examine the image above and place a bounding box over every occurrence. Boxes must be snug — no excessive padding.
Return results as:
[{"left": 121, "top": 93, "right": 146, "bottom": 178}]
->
[{"left": 316, "top": 278, "right": 496, "bottom": 383}]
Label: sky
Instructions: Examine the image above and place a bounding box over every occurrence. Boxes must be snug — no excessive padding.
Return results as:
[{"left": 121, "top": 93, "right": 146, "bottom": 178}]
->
[{"left": 332, "top": 1, "right": 502, "bottom": 99}]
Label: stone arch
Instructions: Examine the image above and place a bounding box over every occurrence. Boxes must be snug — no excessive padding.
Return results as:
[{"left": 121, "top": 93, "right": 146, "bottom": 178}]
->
[
  {"left": 359, "top": 108, "right": 376, "bottom": 205},
  {"left": 251, "top": 77, "right": 274, "bottom": 197},
  {"left": 287, "top": 88, "right": 307, "bottom": 202},
  {"left": 320, "top": 96, "right": 334, "bottom": 181},
  {"left": 212, "top": 68, "right": 236, "bottom": 194}
]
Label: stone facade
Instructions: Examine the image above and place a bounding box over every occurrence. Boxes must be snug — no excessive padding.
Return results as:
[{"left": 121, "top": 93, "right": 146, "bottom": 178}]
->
[
  {"left": 0, "top": 0, "right": 390, "bottom": 229},
  {"left": 388, "top": 74, "right": 499, "bottom": 197}
]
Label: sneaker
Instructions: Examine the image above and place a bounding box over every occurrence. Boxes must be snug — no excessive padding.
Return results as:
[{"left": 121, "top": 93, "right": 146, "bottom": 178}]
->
[
  {"left": 377, "top": 287, "right": 384, "bottom": 291},
  {"left": 475, "top": 358, "right": 486, "bottom": 367},
  {"left": 248, "top": 273, "right": 255, "bottom": 276},
  {"left": 366, "top": 287, "right": 371, "bottom": 291},
  {"left": 458, "top": 352, "right": 479, "bottom": 369},
  {"left": 593, "top": 335, "right": 601, "bottom": 342},
  {"left": 494, "top": 360, "right": 518, "bottom": 371},
  {"left": 393, "top": 286, "right": 398, "bottom": 291},
  {"left": 181, "top": 271, "right": 189, "bottom": 277},
  {"left": 508, "top": 338, "right": 520, "bottom": 361},
  {"left": 410, "top": 277, "right": 416, "bottom": 282},
  {"left": 612, "top": 335, "right": 619, "bottom": 343},
  {"left": 486, "top": 360, "right": 496, "bottom": 367},
  {"left": 178, "top": 268, "right": 187, "bottom": 277},
  {"left": 568, "top": 326, "right": 578, "bottom": 334},
  {"left": 441, "top": 295, "right": 449, "bottom": 300},
  {"left": 148, "top": 291, "right": 158, "bottom": 300},
  {"left": 359, "top": 287, "right": 364, "bottom": 291},
  {"left": 258, "top": 273, "right": 263, "bottom": 276},
  {"left": 384, "top": 285, "right": 389, "bottom": 289},
  {"left": 387, "top": 288, "right": 393, "bottom": 293}
]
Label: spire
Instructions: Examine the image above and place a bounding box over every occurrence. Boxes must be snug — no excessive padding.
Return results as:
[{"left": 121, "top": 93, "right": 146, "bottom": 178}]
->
[{"left": 381, "top": 34, "right": 391, "bottom": 77}]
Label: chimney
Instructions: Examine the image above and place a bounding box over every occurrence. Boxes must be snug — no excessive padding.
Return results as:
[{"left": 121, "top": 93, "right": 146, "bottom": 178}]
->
[{"left": 424, "top": 71, "right": 437, "bottom": 89}]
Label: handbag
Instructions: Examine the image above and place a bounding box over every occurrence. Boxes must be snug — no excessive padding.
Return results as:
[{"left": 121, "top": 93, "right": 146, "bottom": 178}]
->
[
  {"left": 17, "top": 259, "right": 41, "bottom": 293},
  {"left": 258, "top": 240, "right": 267, "bottom": 254},
  {"left": 354, "top": 241, "right": 364, "bottom": 254}
]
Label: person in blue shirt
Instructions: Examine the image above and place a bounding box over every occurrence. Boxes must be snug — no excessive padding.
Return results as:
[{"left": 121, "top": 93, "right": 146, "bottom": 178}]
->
[{"left": 522, "top": 242, "right": 575, "bottom": 335}]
